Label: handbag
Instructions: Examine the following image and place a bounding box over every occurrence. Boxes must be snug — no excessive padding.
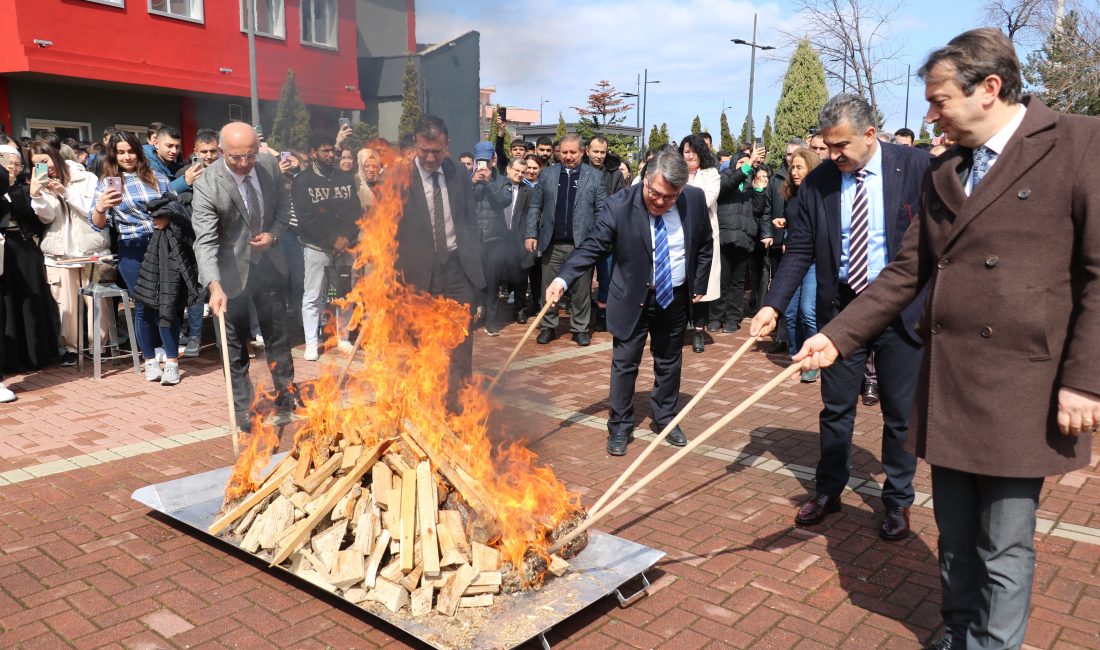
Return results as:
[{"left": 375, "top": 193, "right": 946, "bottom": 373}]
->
[{"left": 323, "top": 264, "right": 353, "bottom": 303}]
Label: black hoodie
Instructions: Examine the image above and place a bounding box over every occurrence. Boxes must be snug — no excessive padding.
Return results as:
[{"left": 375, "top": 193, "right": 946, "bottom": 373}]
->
[{"left": 292, "top": 163, "right": 360, "bottom": 251}]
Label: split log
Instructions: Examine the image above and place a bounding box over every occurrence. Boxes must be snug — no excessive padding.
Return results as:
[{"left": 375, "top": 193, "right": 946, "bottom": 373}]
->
[
  {"left": 296, "top": 451, "right": 344, "bottom": 493},
  {"left": 344, "top": 587, "right": 371, "bottom": 604},
  {"left": 437, "top": 510, "right": 471, "bottom": 567},
  {"left": 398, "top": 563, "right": 424, "bottom": 593},
  {"left": 416, "top": 461, "right": 441, "bottom": 578},
  {"left": 341, "top": 445, "right": 362, "bottom": 470},
  {"left": 310, "top": 520, "right": 347, "bottom": 573},
  {"left": 410, "top": 585, "right": 433, "bottom": 617},
  {"left": 209, "top": 460, "right": 295, "bottom": 535},
  {"left": 470, "top": 571, "right": 502, "bottom": 587},
  {"left": 384, "top": 452, "right": 412, "bottom": 476},
  {"left": 463, "top": 584, "right": 501, "bottom": 595},
  {"left": 369, "top": 577, "right": 409, "bottom": 613},
  {"left": 329, "top": 549, "right": 366, "bottom": 589},
  {"left": 436, "top": 563, "right": 478, "bottom": 616},
  {"left": 232, "top": 494, "right": 267, "bottom": 536},
  {"left": 365, "top": 529, "right": 391, "bottom": 588},
  {"left": 471, "top": 542, "right": 500, "bottom": 572},
  {"left": 293, "top": 443, "right": 312, "bottom": 485},
  {"left": 399, "top": 467, "right": 417, "bottom": 571},
  {"left": 269, "top": 439, "right": 391, "bottom": 567},
  {"left": 548, "top": 555, "right": 569, "bottom": 577},
  {"left": 459, "top": 594, "right": 494, "bottom": 608},
  {"left": 372, "top": 462, "right": 392, "bottom": 509},
  {"left": 255, "top": 496, "right": 295, "bottom": 551}
]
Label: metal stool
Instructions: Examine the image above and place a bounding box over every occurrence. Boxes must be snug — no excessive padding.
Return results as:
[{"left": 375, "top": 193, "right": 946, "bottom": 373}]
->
[{"left": 76, "top": 282, "right": 141, "bottom": 379}]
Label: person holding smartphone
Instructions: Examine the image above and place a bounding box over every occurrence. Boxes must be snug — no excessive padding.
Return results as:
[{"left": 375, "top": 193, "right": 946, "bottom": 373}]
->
[
  {"left": 0, "top": 143, "right": 60, "bottom": 374},
  {"left": 89, "top": 132, "right": 180, "bottom": 385},
  {"left": 28, "top": 140, "right": 112, "bottom": 367}
]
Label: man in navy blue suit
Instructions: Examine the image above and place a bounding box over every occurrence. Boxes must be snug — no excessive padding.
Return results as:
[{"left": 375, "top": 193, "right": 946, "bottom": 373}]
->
[
  {"left": 750, "top": 94, "right": 930, "bottom": 540},
  {"left": 548, "top": 150, "right": 713, "bottom": 456}
]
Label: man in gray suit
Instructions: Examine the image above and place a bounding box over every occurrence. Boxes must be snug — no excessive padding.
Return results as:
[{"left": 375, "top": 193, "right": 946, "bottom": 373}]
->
[
  {"left": 524, "top": 134, "right": 607, "bottom": 346},
  {"left": 192, "top": 122, "right": 297, "bottom": 432}
]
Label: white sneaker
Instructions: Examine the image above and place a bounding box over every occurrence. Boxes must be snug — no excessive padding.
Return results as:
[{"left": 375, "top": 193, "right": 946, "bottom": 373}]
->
[
  {"left": 144, "top": 360, "right": 162, "bottom": 382},
  {"left": 337, "top": 339, "right": 354, "bottom": 355},
  {"left": 0, "top": 382, "right": 15, "bottom": 403},
  {"left": 160, "top": 362, "right": 180, "bottom": 386},
  {"left": 252, "top": 334, "right": 265, "bottom": 349},
  {"left": 303, "top": 344, "right": 319, "bottom": 361},
  {"left": 155, "top": 347, "right": 166, "bottom": 364}
]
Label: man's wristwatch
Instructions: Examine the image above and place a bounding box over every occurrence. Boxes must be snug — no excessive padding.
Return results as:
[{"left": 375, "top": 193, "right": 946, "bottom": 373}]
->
[{"left": 270, "top": 233, "right": 279, "bottom": 244}]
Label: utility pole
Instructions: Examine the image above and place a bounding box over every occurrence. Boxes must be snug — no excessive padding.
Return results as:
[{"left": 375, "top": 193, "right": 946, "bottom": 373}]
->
[
  {"left": 904, "top": 63, "right": 911, "bottom": 129},
  {"left": 731, "top": 13, "right": 774, "bottom": 144},
  {"left": 246, "top": 0, "right": 260, "bottom": 131}
]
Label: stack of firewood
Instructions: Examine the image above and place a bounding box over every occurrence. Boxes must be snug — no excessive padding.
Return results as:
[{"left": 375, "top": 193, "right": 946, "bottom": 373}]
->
[{"left": 208, "top": 424, "right": 584, "bottom": 617}]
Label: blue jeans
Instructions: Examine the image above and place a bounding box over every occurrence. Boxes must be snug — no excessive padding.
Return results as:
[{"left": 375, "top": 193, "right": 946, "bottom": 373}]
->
[
  {"left": 116, "top": 237, "right": 181, "bottom": 360},
  {"left": 784, "top": 263, "right": 816, "bottom": 356},
  {"left": 185, "top": 303, "right": 204, "bottom": 342}
]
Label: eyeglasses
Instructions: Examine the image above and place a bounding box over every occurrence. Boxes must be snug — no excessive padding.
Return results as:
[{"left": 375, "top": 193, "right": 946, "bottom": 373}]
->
[
  {"left": 225, "top": 153, "right": 258, "bottom": 164},
  {"left": 645, "top": 181, "right": 680, "bottom": 204}
]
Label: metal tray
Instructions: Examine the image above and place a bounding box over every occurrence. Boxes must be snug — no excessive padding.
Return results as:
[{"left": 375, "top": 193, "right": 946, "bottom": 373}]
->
[{"left": 132, "top": 454, "right": 664, "bottom": 649}]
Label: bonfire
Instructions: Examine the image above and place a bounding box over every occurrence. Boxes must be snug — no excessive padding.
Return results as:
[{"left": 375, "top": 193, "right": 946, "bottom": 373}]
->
[{"left": 207, "top": 143, "right": 587, "bottom": 617}]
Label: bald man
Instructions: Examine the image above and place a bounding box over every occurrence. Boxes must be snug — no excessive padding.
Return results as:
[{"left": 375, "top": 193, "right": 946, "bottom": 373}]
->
[{"left": 192, "top": 122, "right": 298, "bottom": 433}]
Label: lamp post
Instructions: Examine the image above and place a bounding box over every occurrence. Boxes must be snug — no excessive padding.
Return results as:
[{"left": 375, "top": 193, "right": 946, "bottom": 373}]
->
[
  {"left": 245, "top": 0, "right": 260, "bottom": 130},
  {"left": 621, "top": 90, "right": 641, "bottom": 152},
  {"left": 641, "top": 68, "right": 661, "bottom": 152},
  {"left": 731, "top": 13, "right": 774, "bottom": 144},
  {"left": 539, "top": 94, "right": 550, "bottom": 124}
]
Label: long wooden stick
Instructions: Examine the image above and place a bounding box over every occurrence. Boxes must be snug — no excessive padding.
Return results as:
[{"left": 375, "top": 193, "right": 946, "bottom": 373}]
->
[
  {"left": 549, "top": 363, "right": 801, "bottom": 554},
  {"left": 335, "top": 324, "right": 367, "bottom": 388},
  {"left": 588, "top": 335, "right": 759, "bottom": 518},
  {"left": 487, "top": 300, "right": 555, "bottom": 391},
  {"left": 217, "top": 314, "right": 240, "bottom": 456}
]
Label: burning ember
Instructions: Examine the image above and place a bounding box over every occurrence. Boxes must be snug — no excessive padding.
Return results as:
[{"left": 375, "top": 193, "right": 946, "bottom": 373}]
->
[{"left": 209, "top": 143, "right": 587, "bottom": 617}]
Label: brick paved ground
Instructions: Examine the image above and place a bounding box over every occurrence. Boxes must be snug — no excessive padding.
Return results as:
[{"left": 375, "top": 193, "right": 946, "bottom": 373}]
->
[{"left": 1, "top": 317, "right": 1099, "bottom": 649}]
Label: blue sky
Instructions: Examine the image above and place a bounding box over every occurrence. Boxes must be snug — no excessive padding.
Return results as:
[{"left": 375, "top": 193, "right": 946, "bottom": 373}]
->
[{"left": 416, "top": 0, "right": 998, "bottom": 142}]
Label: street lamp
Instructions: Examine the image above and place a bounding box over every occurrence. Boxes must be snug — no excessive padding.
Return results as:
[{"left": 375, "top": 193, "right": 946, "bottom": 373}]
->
[
  {"left": 539, "top": 94, "right": 550, "bottom": 124},
  {"left": 641, "top": 68, "right": 661, "bottom": 153},
  {"left": 731, "top": 13, "right": 774, "bottom": 144},
  {"left": 620, "top": 91, "right": 639, "bottom": 128}
]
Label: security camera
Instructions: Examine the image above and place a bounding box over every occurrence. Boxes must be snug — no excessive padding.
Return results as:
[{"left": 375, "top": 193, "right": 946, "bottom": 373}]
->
[{"left": 33, "top": 39, "right": 53, "bottom": 48}]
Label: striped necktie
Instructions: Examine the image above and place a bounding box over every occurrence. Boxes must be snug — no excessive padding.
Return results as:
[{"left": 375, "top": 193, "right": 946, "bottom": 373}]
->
[
  {"left": 847, "top": 169, "right": 870, "bottom": 294},
  {"left": 653, "top": 215, "right": 673, "bottom": 309},
  {"left": 241, "top": 175, "right": 262, "bottom": 236}
]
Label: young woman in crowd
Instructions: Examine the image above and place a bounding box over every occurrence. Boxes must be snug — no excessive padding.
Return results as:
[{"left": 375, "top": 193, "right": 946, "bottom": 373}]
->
[
  {"left": 0, "top": 143, "right": 60, "bottom": 374},
  {"left": 89, "top": 132, "right": 180, "bottom": 385},
  {"left": 523, "top": 153, "right": 544, "bottom": 186},
  {"left": 619, "top": 159, "right": 632, "bottom": 186},
  {"left": 28, "top": 140, "right": 112, "bottom": 367},
  {"left": 679, "top": 134, "right": 721, "bottom": 353},
  {"left": 355, "top": 147, "right": 381, "bottom": 212},
  {"left": 338, "top": 148, "right": 355, "bottom": 174},
  {"left": 772, "top": 148, "right": 821, "bottom": 382}
]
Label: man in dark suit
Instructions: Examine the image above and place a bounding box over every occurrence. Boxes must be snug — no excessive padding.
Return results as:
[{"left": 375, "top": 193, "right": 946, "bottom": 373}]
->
[
  {"left": 525, "top": 134, "right": 607, "bottom": 346},
  {"left": 486, "top": 156, "right": 535, "bottom": 332},
  {"left": 750, "top": 93, "right": 931, "bottom": 541},
  {"left": 547, "top": 150, "right": 712, "bottom": 456},
  {"left": 793, "top": 29, "right": 1100, "bottom": 649},
  {"left": 193, "top": 122, "right": 297, "bottom": 432},
  {"left": 395, "top": 116, "right": 486, "bottom": 407}
]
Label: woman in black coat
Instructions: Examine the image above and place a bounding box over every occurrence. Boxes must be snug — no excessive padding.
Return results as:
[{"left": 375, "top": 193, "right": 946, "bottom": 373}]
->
[{"left": 711, "top": 147, "right": 767, "bottom": 332}]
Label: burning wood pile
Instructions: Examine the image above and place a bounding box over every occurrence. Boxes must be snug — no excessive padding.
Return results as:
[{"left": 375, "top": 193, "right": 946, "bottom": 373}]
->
[{"left": 208, "top": 144, "right": 587, "bottom": 619}]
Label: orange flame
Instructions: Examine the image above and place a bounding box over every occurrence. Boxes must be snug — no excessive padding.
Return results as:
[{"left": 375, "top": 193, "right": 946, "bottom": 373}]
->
[{"left": 223, "top": 143, "right": 579, "bottom": 581}]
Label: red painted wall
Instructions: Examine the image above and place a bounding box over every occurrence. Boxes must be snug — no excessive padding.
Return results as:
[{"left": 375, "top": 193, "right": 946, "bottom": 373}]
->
[{"left": 0, "top": 0, "right": 363, "bottom": 110}]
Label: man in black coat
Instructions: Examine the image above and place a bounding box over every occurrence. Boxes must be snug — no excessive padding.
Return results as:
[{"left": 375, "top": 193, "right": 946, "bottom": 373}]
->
[
  {"left": 547, "top": 150, "right": 713, "bottom": 456},
  {"left": 750, "top": 94, "right": 930, "bottom": 541},
  {"left": 396, "top": 116, "right": 486, "bottom": 408}
]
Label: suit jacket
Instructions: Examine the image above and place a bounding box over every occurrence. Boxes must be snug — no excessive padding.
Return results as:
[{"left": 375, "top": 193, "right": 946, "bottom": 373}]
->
[
  {"left": 525, "top": 162, "right": 607, "bottom": 254},
  {"left": 820, "top": 98, "right": 1097, "bottom": 477},
  {"left": 764, "top": 141, "right": 930, "bottom": 343},
  {"left": 191, "top": 155, "right": 290, "bottom": 298},
  {"left": 508, "top": 181, "right": 535, "bottom": 270},
  {"left": 557, "top": 184, "right": 713, "bottom": 339},
  {"left": 395, "top": 157, "right": 486, "bottom": 293}
]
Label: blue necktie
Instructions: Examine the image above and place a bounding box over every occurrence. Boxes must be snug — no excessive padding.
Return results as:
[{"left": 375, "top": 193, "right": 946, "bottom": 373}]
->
[
  {"left": 653, "top": 215, "right": 673, "bottom": 309},
  {"left": 971, "top": 146, "right": 993, "bottom": 191}
]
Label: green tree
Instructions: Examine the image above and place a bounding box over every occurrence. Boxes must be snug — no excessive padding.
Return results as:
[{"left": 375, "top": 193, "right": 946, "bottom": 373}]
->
[
  {"left": 488, "top": 105, "right": 499, "bottom": 142},
  {"left": 344, "top": 121, "right": 379, "bottom": 150},
  {"left": 690, "top": 115, "right": 702, "bottom": 134},
  {"left": 647, "top": 124, "right": 661, "bottom": 149},
  {"left": 739, "top": 116, "right": 751, "bottom": 147},
  {"left": 772, "top": 39, "right": 828, "bottom": 160},
  {"left": 918, "top": 121, "right": 930, "bottom": 141},
  {"left": 555, "top": 112, "right": 568, "bottom": 140},
  {"left": 269, "top": 69, "right": 311, "bottom": 151},
  {"left": 572, "top": 80, "right": 636, "bottom": 160},
  {"left": 762, "top": 116, "right": 777, "bottom": 166},
  {"left": 659, "top": 123, "right": 670, "bottom": 148},
  {"left": 719, "top": 112, "right": 737, "bottom": 152},
  {"left": 398, "top": 57, "right": 421, "bottom": 143},
  {"left": 1024, "top": 11, "right": 1100, "bottom": 115}
]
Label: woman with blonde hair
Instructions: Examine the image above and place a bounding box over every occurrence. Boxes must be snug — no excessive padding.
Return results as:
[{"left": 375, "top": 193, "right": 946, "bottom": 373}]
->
[{"left": 354, "top": 147, "right": 382, "bottom": 212}]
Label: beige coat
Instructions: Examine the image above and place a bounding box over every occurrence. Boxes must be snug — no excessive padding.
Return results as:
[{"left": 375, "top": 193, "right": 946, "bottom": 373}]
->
[
  {"left": 687, "top": 167, "right": 721, "bottom": 301},
  {"left": 822, "top": 98, "right": 1097, "bottom": 478},
  {"left": 31, "top": 163, "right": 110, "bottom": 260}
]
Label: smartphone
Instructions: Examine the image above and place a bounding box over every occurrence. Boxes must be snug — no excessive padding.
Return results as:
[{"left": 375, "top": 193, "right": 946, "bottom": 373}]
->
[
  {"left": 498, "top": 106, "right": 507, "bottom": 121},
  {"left": 279, "top": 151, "right": 292, "bottom": 163},
  {"left": 476, "top": 159, "right": 489, "bottom": 170},
  {"left": 754, "top": 137, "right": 764, "bottom": 147},
  {"left": 34, "top": 162, "right": 49, "bottom": 180},
  {"left": 339, "top": 117, "right": 351, "bottom": 129},
  {"left": 105, "top": 176, "right": 123, "bottom": 194}
]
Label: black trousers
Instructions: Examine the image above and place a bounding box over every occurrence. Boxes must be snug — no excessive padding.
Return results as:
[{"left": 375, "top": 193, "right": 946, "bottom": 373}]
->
[
  {"left": 224, "top": 255, "right": 296, "bottom": 423},
  {"left": 482, "top": 239, "right": 526, "bottom": 327},
  {"left": 712, "top": 243, "right": 752, "bottom": 326},
  {"left": 817, "top": 285, "right": 921, "bottom": 506},
  {"left": 608, "top": 285, "right": 689, "bottom": 437},
  {"left": 428, "top": 255, "right": 477, "bottom": 408}
]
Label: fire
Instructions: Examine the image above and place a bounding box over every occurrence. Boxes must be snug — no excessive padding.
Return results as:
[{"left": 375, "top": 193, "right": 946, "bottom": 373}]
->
[{"left": 223, "top": 143, "right": 580, "bottom": 584}]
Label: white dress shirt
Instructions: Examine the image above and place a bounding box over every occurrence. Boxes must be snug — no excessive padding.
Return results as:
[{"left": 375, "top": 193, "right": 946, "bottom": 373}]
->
[
  {"left": 650, "top": 203, "right": 687, "bottom": 289},
  {"left": 965, "top": 105, "right": 1027, "bottom": 197},
  {"left": 415, "top": 157, "right": 457, "bottom": 250},
  {"left": 225, "top": 160, "right": 265, "bottom": 222}
]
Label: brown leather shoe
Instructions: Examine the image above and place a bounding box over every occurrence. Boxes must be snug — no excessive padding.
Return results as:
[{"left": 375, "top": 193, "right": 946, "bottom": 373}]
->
[
  {"left": 795, "top": 494, "right": 841, "bottom": 526},
  {"left": 880, "top": 506, "right": 911, "bottom": 541}
]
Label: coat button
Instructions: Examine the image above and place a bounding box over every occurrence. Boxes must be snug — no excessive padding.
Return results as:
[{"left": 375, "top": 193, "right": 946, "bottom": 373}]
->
[
  {"left": 985, "top": 256, "right": 999, "bottom": 268},
  {"left": 980, "top": 326, "right": 993, "bottom": 338},
  {"left": 932, "top": 201, "right": 943, "bottom": 211},
  {"left": 1018, "top": 189, "right": 1031, "bottom": 199},
  {"left": 931, "top": 323, "right": 942, "bottom": 335},
  {"left": 937, "top": 258, "right": 950, "bottom": 269}
]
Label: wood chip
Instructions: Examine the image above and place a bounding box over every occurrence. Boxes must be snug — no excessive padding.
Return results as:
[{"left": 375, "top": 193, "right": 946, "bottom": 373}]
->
[{"left": 548, "top": 554, "right": 569, "bottom": 577}]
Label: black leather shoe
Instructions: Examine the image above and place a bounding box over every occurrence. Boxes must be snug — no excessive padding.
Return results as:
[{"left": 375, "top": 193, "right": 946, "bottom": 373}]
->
[
  {"left": 594, "top": 309, "right": 607, "bottom": 332},
  {"left": 573, "top": 331, "right": 591, "bottom": 346},
  {"left": 923, "top": 636, "right": 956, "bottom": 650},
  {"left": 665, "top": 426, "right": 687, "bottom": 446},
  {"left": 706, "top": 321, "right": 722, "bottom": 332},
  {"left": 515, "top": 309, "right": 527, "bottom": 324},
  {"left": 536, "top": 327, "right": 556, "bottom": 344},
  {"left": 607, "top": 430, "right": 632, "bottom": 456},
  {"left": 795, "top": 494, "right": 842, "bottom": 525},
  {"left": 692, "top": 330, "right": 705, "bottom": 353},
  {"left": 880, "top": 506, "right": 911, "bottom": 541},
  {"left": 862, "top": 381, "right": 880, "bottom": 406}
]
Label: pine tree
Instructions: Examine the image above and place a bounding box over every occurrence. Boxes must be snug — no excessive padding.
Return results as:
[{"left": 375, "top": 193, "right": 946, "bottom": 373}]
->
[
  {"left": 269, "top": 69, "right": 311, "bottom": 151},
  {"left": 739, "top": 117, "right": 751, "bottom": 148},
  {"left": 772, "top": 39, "right": 828, "bottom": 161},
  {"left": 647, "top": 124, "right": 661, "bottom": 149},
  {"left": 690, "top": 115, "right": 702, "bottom": 135},
  {"left": 762, "top": 116, "right": 777, "bottom": 166},
  {"left": 488, "top": 106, "right": 499, "bottom": 142},
  {"left": 398, "top": 57, "right": 421, "bottom": 143},
  {"left": 719, "top": 112, "right": 737, "bottom": 152},
  {"left": 1024, "top": 11, "right": 1100, "bottom": 115},
  {"left": 555, "top": 112, "right": 568, "bottom": 140},
  {"left": 918, "top": 121, "right": 930, "bottom": 141},
  {"left": 659, "top": 123, "right": 670, "bottom": 148}
]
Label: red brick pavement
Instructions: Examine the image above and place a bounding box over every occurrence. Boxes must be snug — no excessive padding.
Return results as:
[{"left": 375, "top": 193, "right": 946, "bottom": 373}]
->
[{"left": 0, "top": 321, "right": 1098, "bottom": 648}]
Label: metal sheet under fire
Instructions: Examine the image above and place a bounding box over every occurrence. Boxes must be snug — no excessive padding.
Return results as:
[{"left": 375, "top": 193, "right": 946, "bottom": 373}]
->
[{"left": 132, "top": 454, "right": 665, "bottom": 649}]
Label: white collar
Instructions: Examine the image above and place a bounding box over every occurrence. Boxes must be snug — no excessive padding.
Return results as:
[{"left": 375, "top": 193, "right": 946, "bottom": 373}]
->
[
  {"left": 224, "top": 159, "right": 258, "bottom": 185},
  {"left": 979, "top": 104, "right": 1027, "bottom": 156}
]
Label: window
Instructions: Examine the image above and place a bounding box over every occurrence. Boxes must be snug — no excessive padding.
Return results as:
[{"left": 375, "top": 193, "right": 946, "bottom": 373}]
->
[
  {"left": 83, "top": 0, "right": 124, "bottom": 7},
  {"left": 301, "top": 0, "right": 337, "bottom": 49},
  {"left": 114, "top": 124, "right": 148, "bottom": 142},
  {"left": 149, "top": 0, "right": 203, "bottom": 22},
  {"left": 25, "top": 119, "right": 92, "bottom": 142},
  {"left": 241, "top": 0, "right": 285, "bottom": 39}
]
